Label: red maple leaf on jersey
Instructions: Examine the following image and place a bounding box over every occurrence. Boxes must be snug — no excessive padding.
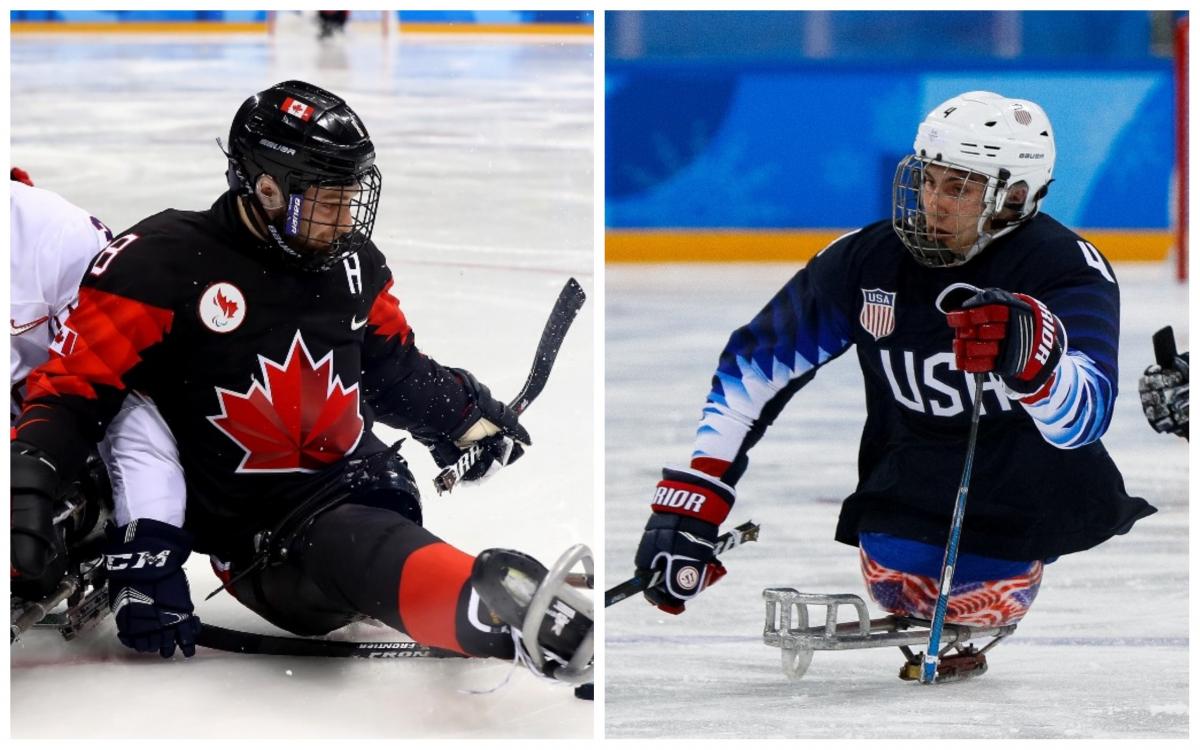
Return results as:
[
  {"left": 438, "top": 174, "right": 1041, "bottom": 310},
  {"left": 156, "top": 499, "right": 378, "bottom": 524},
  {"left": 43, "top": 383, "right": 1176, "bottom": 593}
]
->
[
  {"left": 208, "top": 332, "right": 364, "bottom": 472},
  {"left": 216, "top": 290, "right": 238, "bottom": 319}
]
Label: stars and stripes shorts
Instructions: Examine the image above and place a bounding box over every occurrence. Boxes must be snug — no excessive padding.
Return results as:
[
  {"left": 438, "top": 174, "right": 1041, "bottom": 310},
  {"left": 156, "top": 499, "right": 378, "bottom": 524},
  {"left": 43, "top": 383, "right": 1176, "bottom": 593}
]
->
[{"left": 859, "top": 547, "right": 1044, "bottom": 627}]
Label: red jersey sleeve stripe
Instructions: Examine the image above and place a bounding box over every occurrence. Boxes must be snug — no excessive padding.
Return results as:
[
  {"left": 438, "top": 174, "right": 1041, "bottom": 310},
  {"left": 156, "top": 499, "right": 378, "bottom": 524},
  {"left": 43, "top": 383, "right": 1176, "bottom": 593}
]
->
[
  {"left": 24, "top": 287, "right": 173, "bottom": 402},
  {"left": 366, "top": 279, "right": 412, "bottom": 343}
]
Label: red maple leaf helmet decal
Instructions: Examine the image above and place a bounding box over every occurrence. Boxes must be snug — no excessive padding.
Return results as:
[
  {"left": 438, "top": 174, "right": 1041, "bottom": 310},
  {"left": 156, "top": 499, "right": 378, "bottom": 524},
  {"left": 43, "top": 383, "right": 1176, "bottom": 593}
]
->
[{"left": 209, "top": 331, "right": 364, "bottom": 472}]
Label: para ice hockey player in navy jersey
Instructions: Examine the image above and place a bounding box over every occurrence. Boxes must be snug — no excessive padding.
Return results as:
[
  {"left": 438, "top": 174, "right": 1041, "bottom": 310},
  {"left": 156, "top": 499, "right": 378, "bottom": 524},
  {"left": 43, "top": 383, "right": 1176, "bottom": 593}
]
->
[
  {"left": 11, "top": 81, "right": 592, "bottom": 684},
  {"left": 634, "top": 91, "right": 1153, "bottom": 638}
]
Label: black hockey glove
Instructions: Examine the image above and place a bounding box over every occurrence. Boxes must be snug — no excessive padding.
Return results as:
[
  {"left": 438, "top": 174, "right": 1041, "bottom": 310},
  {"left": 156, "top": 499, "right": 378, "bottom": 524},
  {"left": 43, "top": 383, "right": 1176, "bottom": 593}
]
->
[
  {"left": 946, "top": 288, "right": 1066, "bottom": 400},
  {"left": 1139, "top": 352, "right": 1189, "bottom": 439},
  {"left": 634, "top": 467, "right": 734, "bottom": 614},
  {"left": 423, "top": 368, "right": 531, "bottom": 483},
  {"left": 105, "top": 519, "right": 201, "bottom": 658},
  {"left": 11, "top": 441, "right": 68, "bottom": 601}
]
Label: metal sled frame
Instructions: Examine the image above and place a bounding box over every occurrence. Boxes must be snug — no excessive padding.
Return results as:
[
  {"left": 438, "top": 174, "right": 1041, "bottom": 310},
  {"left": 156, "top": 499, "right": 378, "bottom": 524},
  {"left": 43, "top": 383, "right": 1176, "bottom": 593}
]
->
[
  {"left": 762, "top": 589, "right": 1016, "bottom": 680},
  {"left": 12, "top": 566, "right": 110, "bottom": 643},
  {"left": 522, "top": 543, "right": 594, "bottom": 684}
]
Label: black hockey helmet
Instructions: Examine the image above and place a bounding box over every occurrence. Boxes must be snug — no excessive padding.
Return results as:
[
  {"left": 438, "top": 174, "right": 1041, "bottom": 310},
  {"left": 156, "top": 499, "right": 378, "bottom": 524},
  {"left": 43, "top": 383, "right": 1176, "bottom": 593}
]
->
[{"left": 225, "top": 80, "right": 381, "bottom": 271}]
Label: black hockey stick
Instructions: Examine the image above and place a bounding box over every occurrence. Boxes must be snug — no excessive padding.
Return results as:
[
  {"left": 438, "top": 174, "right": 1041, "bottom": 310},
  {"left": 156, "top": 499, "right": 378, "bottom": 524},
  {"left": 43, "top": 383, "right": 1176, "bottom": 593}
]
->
[
  {"left": 196, "top": 623, "right": 466, "bottom": 659},
  {"left": 196, "top": 573, "right": 592, "bottom": 659},
  {"left": 604, "top": 520, "right": 761, "bottom": 608},
  {"left": 434, "top": 277, "right": 587, "bottom": 494},
  {"left": 1153, "top": 325, "right": 1180, "bottom": 367}
]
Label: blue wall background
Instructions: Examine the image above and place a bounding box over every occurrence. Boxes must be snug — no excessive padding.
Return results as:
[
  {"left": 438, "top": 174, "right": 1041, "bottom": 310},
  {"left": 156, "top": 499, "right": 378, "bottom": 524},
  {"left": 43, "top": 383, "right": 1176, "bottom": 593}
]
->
[
  {"left": 10, "top": 10, "right": 267, "bottom": 22},
  {"left": 10, "top": 11, "right": 594, "bottom": 26},
  {"left": 398, "top": 11, "right": 592, "bottom": 25},
  {"left": 606, "top": 11, "right": 1181, "bottom": 230}
]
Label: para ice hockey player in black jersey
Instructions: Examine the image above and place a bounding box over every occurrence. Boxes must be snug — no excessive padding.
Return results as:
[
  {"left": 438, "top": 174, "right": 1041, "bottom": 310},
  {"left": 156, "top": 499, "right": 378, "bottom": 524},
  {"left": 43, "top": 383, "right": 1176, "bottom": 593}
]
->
[
  {"left": 11, "top": 80, "right": 591, "bottom": 684},
  {"left": 633, "top": 91, "right": 1154, "bottom": 655}
]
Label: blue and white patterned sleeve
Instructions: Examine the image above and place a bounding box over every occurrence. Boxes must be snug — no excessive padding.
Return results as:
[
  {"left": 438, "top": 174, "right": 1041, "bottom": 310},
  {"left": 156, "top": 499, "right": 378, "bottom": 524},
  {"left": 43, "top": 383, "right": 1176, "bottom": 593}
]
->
[
  {"left": 1018, "top": 257, "right": 1121, "bottom": 449},
  {"left": 692, "top": 242, "right": 856, "bottom": 480}
]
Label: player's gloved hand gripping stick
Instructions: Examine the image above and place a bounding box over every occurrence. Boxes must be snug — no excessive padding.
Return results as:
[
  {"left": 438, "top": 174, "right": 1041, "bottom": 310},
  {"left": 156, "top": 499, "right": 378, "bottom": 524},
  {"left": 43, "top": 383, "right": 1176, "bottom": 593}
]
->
[
  {"left": 434, "top": 278, "right": 587, "bottom": 494},
  {"left": 607, "top": 520, "right": 761, "bottom": 608},
  {"left": 921, "top": 283, "right": 1026, "bottom": 683},
  {"left": 1139, "top": 326, "right": 1189, "bottom": 439}
]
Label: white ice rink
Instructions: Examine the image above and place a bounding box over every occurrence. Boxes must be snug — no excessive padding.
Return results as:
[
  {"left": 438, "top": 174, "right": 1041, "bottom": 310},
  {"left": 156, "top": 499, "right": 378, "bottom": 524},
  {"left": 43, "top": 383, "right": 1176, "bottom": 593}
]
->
[
  {"left": 11, "top": 20, "right": 593, "bottom": 739},
  {"left": 605, "top": 262, "right": 1188, "bottom": 739}
]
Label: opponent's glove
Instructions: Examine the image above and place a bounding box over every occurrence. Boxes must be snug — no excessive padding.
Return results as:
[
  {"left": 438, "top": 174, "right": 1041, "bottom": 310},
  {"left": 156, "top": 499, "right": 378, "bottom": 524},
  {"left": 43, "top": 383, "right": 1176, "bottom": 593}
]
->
[
  {"left": 634, "top": 467, "right": 734, "bottom": 614},
  {"left": 105, "top": 519, "right": 201, "bottom": 658},
  {"left": 10, "top": 166, "right": 34, "bottom": 186},
  {"left": 946, "top": 288, "right": 1066, "bottom": 399},
  {"left": 11, "top": 441, "right": 68, "bottom": 601},
  {"left": 425, "top": 368, "right": 531, "bottom": 483},
  {"left": 1139, "top": 352, "right": 1189, "bottom": 439}
]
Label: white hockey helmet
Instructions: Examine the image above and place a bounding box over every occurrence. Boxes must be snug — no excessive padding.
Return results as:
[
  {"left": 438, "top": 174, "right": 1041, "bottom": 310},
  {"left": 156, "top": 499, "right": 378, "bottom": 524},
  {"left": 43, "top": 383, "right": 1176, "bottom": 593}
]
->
[{"left": 893, "top": 91, "right": 1056, "bottom": 267}]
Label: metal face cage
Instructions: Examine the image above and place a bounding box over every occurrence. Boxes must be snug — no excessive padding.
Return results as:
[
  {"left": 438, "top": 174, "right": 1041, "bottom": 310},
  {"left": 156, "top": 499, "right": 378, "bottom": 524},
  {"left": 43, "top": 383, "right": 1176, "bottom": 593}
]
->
[
  {"left": 275, "top": 166, "right": 382, "bottom": 272},
  {"left": 892, "top": 155, "right": 1004, "bottom": 269}
]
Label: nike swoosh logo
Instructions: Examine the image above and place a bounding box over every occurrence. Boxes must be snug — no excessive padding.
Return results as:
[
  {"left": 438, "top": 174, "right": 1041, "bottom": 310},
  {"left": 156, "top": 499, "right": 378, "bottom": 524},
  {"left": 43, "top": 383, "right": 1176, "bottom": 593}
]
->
[
  {"left": 350, "top": 315, "right": 369, "bottom": 331},
  {"left": 11, "top": 316, "right": 49, "bottom": 336}
]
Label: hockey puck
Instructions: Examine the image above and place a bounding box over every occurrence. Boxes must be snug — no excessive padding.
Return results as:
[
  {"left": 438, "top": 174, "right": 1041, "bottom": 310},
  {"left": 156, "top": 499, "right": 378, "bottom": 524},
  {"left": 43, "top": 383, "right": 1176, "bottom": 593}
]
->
[{"left": 574, "top": 682, "right": 593, "bottom": 701}]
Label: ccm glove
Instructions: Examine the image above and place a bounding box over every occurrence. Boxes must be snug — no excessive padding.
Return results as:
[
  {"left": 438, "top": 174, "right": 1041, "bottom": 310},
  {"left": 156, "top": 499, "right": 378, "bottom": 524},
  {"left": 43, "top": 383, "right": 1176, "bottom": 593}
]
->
[
  {"left": 1139, "top": 352, "right": 1189, "bottom": 439},
  {"left": 946, "top": 288, "right": 1066, "bottom": 399},
  {"left": 423, "top": 367, "right": 531, "bottom": 483},
  {"left": 11, "top": 441, "right": 68, "bottom": 601},
  {"left": 634, "top": 467, "right": 734, "bottom": 614},
  {"left": 105, "top": 519, "right": 201, "bottom": 658}
]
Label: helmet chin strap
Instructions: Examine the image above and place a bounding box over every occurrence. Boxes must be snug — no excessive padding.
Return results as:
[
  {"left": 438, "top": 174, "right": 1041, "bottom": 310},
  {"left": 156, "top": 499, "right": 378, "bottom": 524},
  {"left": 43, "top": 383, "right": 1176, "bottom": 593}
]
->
[{"left": 236, "top": 190, "right": 304, "bottom": 266}]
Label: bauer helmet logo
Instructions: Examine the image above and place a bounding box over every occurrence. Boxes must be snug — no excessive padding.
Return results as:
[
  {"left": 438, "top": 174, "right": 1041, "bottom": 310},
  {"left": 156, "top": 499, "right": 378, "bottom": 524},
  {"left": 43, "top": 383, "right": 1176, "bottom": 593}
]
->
[
  {"left": 676, "top": 565, "right": 700, "bottom": 590},
  {"left": 199, "top": 282, "right": 247, "bottom": 333},
  {"left": 285, "top": 194, "right": 303, "bottom": 235},
  {"left": 258, "top": 138, "right": 297, "bottom": 156}
]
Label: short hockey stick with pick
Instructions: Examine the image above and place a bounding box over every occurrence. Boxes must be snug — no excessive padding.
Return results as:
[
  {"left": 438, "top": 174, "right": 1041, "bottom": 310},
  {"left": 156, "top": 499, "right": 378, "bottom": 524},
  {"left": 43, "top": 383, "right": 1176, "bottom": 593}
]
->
[
  {"left": 605, "top": 520, "right": 761, "bottom": 608},
  {"left": 434, "top": 277, "right": 587, "bottom": 494}
]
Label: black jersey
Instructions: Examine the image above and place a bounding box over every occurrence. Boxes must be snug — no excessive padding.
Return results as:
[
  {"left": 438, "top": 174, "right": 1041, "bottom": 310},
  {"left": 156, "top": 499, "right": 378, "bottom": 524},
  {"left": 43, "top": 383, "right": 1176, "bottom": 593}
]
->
[
  {"left": 690, "top": 214, "right": 1153, "bottom": 561},
  {"left": 15, "top": 192, "right": 476, "bottom": 559}
]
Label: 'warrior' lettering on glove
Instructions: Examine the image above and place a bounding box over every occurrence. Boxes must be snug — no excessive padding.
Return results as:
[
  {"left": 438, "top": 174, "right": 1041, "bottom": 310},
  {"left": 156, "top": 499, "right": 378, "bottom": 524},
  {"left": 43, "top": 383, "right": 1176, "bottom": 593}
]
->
[
  {"left": 650, "top": 467, "right": 734, "bottom": 526},
  {"left": 945, "top": 287, "right": 1066, "bottom": 401},
  {"left": 634, "top": 466, "right": 735, "bottom": 614}
]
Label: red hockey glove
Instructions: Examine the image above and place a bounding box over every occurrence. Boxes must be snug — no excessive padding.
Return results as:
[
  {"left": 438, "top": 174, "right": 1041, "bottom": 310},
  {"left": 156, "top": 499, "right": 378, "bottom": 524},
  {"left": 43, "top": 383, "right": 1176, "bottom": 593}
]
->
[
  {"left": 10, "top": 166, "right": 34, "bottom": 186},
  {"left": 946, "top": 288, "right": 1066, "bottom": 400},
  {"left": 633, "top": 467, "right": 733, "bottom": 614}
]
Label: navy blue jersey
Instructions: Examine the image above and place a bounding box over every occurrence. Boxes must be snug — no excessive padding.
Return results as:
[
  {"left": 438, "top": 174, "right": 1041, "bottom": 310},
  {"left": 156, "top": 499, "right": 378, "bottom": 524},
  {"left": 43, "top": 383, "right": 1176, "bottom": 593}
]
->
[{"left": 693, "top": 214, "right": 1153, "bottom": 560}]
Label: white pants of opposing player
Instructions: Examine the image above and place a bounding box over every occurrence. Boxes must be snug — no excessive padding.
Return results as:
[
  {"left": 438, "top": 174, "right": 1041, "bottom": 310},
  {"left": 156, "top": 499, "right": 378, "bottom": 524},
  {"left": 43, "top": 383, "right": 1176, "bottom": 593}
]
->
[{"left": 97, "top": 392, "right": 186, "bottom": 527}]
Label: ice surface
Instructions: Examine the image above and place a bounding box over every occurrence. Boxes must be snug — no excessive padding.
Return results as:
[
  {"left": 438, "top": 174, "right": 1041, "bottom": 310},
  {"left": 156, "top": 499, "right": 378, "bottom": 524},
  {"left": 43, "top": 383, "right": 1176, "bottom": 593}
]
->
[
  {"left": 11, "top": 25, "right": 593, "bottom": 739},
  {"left": 605, "top": 262, "right": 1187, "bottom": 739}
]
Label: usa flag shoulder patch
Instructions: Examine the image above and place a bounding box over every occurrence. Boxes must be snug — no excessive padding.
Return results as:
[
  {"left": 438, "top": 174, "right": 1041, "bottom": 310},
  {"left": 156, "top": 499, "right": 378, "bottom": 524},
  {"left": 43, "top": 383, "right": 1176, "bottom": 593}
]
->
[{"left": 859, "top": 288, "right": 897, "bottom": 340}]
